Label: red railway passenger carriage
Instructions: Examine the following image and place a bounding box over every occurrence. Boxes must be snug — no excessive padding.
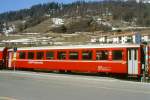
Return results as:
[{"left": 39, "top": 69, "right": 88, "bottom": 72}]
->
[
  {"left": 0, "top": 47, "right": 7, "bottom": 69},
  {"left": 7, "top": 44, "right": 145, "bottom": 77}
]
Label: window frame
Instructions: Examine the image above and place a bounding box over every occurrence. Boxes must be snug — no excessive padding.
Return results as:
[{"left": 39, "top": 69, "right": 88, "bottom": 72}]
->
[
  {"left": 82, "top": 50, "right": 93, "bottom": 60},
  {"left": 19, "top": 51, "right": 26, "bottom": 59},
  {"left": 36, "top": 51, "right": 44, "bottom": 60},
  {"left": 96, "top": 50, "right": 109, "bottom": 60},
  {"left": 57, "top": 51, "right": 67, "bottom": 60},
  {"left": 69, "top": 51, "right": 79, "bottom": 60},
  {"left": 112, "top": 50, "right": 123, "bottom": 60},
  {"left": 27, "top": 51, "right": 35, "bottom": 60},
  {"left": 46, "top": 51, "right": 54, "bottom": 60}
]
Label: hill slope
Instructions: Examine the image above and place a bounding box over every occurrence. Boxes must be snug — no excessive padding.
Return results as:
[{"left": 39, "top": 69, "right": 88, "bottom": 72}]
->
[
  {"left": 1, "top": 0, "right": 150, "bottom": 33},
  {"left": 23, "top": 18, "right": 53, "bottom": 33}
]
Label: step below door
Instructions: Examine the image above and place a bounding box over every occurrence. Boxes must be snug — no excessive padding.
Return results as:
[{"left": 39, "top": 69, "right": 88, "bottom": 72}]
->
[{"left": 8, "top": 52, "right": 12, "bottom": 68}]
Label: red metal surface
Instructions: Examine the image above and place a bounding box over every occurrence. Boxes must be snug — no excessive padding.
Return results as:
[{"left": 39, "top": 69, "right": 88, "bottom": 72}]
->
[
  {"left": 138, "top": 48, "right": 141, "bottom": 76},
  {"left": 0, "top": 50, "right": 4, "bottom": 67},
  {"left": 0, "top": 48, "right": 8, "bottom": 68},
  {"left": 14, "top": 60, "right": 127, "bottom": 74},
  {"left": 0, "top": 51, "right": 3, "bottom": 60}
]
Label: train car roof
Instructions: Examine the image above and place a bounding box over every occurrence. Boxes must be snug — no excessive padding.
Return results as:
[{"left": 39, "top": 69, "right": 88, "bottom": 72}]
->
[{"left": 11, "top": 44, "right": 141, "bottom": 51}]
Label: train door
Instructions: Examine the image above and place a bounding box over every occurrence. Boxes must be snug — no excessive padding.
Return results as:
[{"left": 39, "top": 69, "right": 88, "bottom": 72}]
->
[
  {"left": 128, "top": 49, "right": 138, "bottom": 75},
  {"left": 8, "top": 52, "right": 13, "bottom": 68}
]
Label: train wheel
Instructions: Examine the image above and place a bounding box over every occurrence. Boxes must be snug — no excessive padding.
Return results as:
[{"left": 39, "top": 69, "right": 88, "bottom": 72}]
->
[
  {"left": 66, "top": 70, "right": 72, "bottom": 74},
  {"left": 59, "top": 70, "right": 65, "bottom": 73}
]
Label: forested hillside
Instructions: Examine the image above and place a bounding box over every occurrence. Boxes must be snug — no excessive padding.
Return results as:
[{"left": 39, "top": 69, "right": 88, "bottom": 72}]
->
[{"left": 0, "top": 0, "right": 150, "bottom": 33}]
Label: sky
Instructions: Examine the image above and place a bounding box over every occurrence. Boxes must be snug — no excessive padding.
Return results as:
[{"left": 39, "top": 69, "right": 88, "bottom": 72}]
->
[{"left": 0, "top": 0, "right": 99, "bottom": 14}]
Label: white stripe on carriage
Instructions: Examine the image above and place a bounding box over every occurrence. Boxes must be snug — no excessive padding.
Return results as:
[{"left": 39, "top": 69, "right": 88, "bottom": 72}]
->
[{"left": 15, "top": 59, "right": 127, "bottom": 64}]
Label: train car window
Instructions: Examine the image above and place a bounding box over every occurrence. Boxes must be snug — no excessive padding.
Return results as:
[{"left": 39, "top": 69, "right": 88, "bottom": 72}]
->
[
  {"left": 134, "top": 49, "right": 137, "bottom": 60},
  {"left": 141, "top": 48, "right": 145, "bottom": 64},
  {"left": 46, "top": 52, "right": 54, "bottom": 59},
  {"left": 36, "top": 52, "right": 44, "bottom": 59},
  {"left": 112, "top": 50, "right": 122, "bottom": 60},
  {"left": 129, "top": 50, "right": 131, "bottom": 60},
  {"left": 58, "top": 51, "right": 66, "bottom": 60},
  {"left": 69, "top": 52, "right": 78, "bottom": 60},
  {"left": 96, "top": 50, "right": 108, "bottom": 60},
  {"left": 28, "top": 52, "right": 34, "bottom": 59},
  {"left": 19, "top": 52, "right": 25, "bottom": 59},
  {"left": 82, "top": 51, "right": 92, "bottom": 60}
]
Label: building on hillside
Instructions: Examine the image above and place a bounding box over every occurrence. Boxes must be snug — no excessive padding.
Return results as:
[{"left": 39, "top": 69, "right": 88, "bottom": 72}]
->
[
  {"left": 90, "top": 32, "right": 150, "bottom": 44},
  {"left": 52, "top": 18, "right": 64, "bottom": 25},
  {"left": 2, "top": 24, "right": 16, "bottom": 35},
  {"left": 99, "top": 36, "right": 107, "bottom": 43}
]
